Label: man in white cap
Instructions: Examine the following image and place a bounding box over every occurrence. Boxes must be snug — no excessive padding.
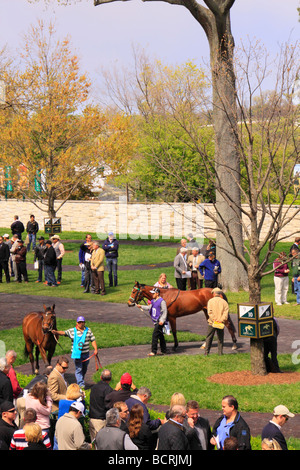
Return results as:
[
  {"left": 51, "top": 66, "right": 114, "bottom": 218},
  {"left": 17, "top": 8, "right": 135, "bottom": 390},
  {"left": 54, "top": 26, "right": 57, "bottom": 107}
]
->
[
  {"left": 261, "top": 404, "right": 295, "bottom": 450},
  {"left": 51, "top": 235, "right": 65, "bottom": 284},
  {"left": 55, "top": 401, "right": 92, "bottom": 450}
]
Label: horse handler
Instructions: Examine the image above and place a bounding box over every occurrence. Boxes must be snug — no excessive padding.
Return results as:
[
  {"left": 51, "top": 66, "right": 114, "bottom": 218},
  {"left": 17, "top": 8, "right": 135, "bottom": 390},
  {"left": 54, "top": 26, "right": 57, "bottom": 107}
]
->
[
  {"left": 204, "top": 290, "right": 229, "bottom": 356},
  {"left": 136, "top": 287, "right": 168, "bottom": 356},
  {"left": 53, "top": 316, "right": 98, "bottom": 388}
]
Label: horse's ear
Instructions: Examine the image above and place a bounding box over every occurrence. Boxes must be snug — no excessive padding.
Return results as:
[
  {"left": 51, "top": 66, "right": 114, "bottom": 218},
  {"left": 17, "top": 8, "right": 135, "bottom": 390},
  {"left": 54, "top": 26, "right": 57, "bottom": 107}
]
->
[
  {"left": 52, "top": 304, "right": 55, "bottom": 312},
  {"left": 43, "top": 304, "right": 47, "bottom": 312}
]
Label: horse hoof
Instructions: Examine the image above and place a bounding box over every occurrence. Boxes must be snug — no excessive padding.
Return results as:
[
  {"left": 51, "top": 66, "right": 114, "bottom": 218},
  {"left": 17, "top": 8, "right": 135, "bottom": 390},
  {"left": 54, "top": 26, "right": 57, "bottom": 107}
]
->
[
  {"left": 232, "top": 344, "right": 238, "bottom": 350},
  {"left": 200, "top": 343, "right": 206, "bottom": 349},
  {"left": 35, "top": 369, "right": 39, "bottom": 375}
]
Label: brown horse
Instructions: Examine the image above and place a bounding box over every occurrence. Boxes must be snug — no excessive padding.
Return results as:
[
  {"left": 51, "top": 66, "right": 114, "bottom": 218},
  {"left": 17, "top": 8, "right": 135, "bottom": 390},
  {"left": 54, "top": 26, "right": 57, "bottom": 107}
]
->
[
  {"left": 128, "top": 281, "right": 237, "bottom": 350},
  {"left": 22, "top": 304, "right": 58, "bottom": 374}
]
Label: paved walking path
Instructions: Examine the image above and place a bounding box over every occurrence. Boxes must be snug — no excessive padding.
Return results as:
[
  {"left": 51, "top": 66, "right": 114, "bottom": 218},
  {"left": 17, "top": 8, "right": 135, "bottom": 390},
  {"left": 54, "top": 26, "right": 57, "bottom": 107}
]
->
[{"left": 1, "top": 293, "right": 300, "bottom": 439}]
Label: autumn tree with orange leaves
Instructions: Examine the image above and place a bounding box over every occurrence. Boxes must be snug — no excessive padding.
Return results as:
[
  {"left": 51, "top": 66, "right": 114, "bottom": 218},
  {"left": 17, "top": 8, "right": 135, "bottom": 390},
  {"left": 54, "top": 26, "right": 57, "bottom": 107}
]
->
[{"left": 0, "top": 21, "right": 137, "bottom": 217}]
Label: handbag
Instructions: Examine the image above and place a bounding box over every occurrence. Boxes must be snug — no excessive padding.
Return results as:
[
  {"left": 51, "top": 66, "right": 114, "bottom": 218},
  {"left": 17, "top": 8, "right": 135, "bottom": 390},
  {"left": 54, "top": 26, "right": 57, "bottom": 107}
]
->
[{"left": 212, "top": 321, "right": 225, "bottom": 329}]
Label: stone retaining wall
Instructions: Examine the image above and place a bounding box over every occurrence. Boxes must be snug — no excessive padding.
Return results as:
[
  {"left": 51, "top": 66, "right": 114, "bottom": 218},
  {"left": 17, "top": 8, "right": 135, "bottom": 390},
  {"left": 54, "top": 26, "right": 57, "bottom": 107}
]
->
[{"left": 1, "top": 198, "right": 300, "bottom": 242}]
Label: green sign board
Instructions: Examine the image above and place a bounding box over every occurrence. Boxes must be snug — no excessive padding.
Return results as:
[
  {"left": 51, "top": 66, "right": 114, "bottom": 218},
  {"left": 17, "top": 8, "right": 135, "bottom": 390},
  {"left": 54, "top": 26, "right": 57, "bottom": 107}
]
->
[
  {"left": 44, "top": 218, "right": 62, "bottom": 236},
  {"left": 239, "top": 321, "right": 257, "bottom": 338},
  {"left": 238, "top": 302, "right": 274, "bottom": 339}
]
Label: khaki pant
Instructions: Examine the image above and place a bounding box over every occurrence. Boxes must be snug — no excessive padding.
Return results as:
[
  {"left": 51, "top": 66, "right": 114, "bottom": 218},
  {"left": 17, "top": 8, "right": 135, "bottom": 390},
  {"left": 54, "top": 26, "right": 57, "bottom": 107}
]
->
[{"left": 89, "top": 418, "right": 106, "bottom": 441}]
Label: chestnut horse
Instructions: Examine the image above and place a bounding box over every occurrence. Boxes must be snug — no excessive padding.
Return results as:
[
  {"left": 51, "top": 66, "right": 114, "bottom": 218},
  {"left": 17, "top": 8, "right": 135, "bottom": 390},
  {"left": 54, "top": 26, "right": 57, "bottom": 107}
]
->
[
  {"left": 128, "top": 281, "right": 237, "bottom": 350},
  {"left": 23, "top": 304, "right": 58, "bottom": 374}
]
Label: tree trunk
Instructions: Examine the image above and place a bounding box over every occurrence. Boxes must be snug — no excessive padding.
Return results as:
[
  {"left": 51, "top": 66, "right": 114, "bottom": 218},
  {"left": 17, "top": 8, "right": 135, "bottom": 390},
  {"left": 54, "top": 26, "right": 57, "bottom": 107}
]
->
[
  {"left": 48, "top": 193, "right": 56, "bottom": 219},
  {"left": 207, "top": 10, "right": 248, "bottom": 292},
  {"left": 248, "top": 264, "right": 267, "bottom": 376}
]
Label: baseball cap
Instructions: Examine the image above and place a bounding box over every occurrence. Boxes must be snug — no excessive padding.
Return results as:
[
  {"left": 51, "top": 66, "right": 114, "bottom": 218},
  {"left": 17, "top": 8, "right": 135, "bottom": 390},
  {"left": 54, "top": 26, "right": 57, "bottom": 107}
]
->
[
  {"left": 70, "top": 401, "right": 86, "bottom": 416},
  {"left": 120, "top": 373, "right": 132, "bottom": 385},
  {"left": 150, "top": 287, "right": 160, "bottom": 294},
  {"left": 77, "top": 316, "right": 85, "bottom": 322},
  {"left": 273, "top": 405, "right": 294, "bottom": 418},
  {"left": 0, "top": 401, "right": 15, "bottom": 414},
  {"left": 3, "top": 234, "right": 9, "bottom": 238}
]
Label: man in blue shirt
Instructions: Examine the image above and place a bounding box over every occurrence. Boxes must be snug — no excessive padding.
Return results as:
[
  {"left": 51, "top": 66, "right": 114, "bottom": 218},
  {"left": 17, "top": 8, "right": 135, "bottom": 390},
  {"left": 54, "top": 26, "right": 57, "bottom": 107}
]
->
[
  {"left": 199, "top": 251, "right": 221, "bottom": 288},
  {"left": 211, "top": 395, "right": 251, "bottom": 450}
]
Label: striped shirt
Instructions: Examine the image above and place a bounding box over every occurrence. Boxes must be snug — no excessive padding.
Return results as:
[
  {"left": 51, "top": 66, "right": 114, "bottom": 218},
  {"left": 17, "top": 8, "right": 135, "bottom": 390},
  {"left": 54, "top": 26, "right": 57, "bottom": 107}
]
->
[
  {"left": 65, "top": 327, "right": 96, "bottom": 355},
  {"left": 10, "top": 429, "right": 51, "bottom": 450}
]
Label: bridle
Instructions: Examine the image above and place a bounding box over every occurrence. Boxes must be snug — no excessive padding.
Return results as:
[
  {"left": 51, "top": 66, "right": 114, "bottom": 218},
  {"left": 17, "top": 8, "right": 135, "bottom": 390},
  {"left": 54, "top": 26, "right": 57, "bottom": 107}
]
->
[
  {"left": 41, "top": 310, "right": 56, "bottom": 334},
  {"left": 128, "top": 284, "right": 147, "bottom": 305}
]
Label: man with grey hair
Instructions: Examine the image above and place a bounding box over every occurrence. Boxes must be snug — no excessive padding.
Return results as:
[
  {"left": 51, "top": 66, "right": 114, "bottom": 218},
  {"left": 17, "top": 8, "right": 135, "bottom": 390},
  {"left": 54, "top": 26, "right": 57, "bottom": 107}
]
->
[
  {"left": 0, "top": 358, "right": 13, "bottom": 405},
  {"left": 157, "top": 405, "right": 190, "bottom": 450},
  {"left": 94, "top": 408, "right": 138, "bottom": 450},
  {"left": 126, "top": 386, "right": 165, "bottom": 431},
  {"left": 174, "top": 246, "right": 189, "bottom": 290},
  {"left": 89, "top": 369, "right": 113, "bottom": 441}
]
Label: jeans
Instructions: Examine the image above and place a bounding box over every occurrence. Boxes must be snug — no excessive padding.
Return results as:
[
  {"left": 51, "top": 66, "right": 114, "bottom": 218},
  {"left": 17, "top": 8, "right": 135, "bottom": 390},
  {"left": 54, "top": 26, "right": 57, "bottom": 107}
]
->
[
  {"left": 27, "top": 233, "right": 37, "bottom": 252},
  {"left": 37, "top": 259, "right": 44, "bottom": 282},
  {"left": 106, "top": 258, "right": 118, "bottom": 286},
  {"left": 293, "top": 276, "right": 300, "bottom": 304},
  {"left": 56, "top": 258, "right": 62, "bottom": 282},
  {"left": 44, "top": 265, "right": 57, "bottom": 286},
  {"left": 74, "top": 352, "right": 90, "bottom": 387}
]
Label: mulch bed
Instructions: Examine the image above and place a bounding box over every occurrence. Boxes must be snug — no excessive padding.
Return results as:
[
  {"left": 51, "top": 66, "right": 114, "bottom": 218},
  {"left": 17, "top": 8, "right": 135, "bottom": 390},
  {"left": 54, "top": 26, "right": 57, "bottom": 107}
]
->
[{"left": 207, "top": 370, "right": 300, "bottom": 386}]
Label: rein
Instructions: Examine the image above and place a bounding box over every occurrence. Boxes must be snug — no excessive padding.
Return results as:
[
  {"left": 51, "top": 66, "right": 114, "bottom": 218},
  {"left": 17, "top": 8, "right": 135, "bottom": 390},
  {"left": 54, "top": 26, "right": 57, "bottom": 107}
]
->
[
  {"left": 81, "top": 352, "right": 102, "bottom": 371},
  {"left": 130, "top": 284, "right": 181, "bottom": 309},
  {"left": 166, "top": 289, "right": 181, "bottom": 309}
]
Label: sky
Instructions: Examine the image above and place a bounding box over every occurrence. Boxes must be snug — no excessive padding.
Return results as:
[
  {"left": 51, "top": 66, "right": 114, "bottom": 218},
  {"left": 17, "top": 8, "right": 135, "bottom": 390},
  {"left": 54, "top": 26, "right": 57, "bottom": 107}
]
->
[{"left": 1, "top": 0, "right": 299, "bottom": 93}]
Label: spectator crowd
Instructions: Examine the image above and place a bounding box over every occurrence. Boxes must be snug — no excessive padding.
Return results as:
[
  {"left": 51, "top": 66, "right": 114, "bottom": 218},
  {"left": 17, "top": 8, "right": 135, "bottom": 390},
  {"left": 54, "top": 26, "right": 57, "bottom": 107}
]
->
[{"left": 0, "top": 352, "right": 295, "bottom": 451}]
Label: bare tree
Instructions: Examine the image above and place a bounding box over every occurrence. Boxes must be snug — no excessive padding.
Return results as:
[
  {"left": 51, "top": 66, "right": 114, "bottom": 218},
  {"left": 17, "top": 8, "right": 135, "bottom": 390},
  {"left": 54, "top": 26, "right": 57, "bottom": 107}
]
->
[{"left": 92, "top": 0, "right": 248, "bottom": 292}]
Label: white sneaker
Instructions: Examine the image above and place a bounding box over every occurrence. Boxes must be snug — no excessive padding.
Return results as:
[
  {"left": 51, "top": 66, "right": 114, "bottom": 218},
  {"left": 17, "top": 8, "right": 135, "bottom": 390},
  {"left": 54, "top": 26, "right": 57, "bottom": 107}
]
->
[
  {"left": 276, "top": 303, "right": 282, "bottom": 306},
  {"left": 284, "top": 302, "right": 290, "bottom": 304}
]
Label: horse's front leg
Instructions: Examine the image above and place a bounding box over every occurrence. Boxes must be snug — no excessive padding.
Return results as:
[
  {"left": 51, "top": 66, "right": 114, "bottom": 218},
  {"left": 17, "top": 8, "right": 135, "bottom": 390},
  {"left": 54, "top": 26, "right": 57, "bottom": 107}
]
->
[
  {"left": 35, "top": 346, "right": 40, "bottom": 375},
  {"left": 37, "top": 346, "right": 49, "bottom": 374},
  {"left": 168, "top": 318, "right": 178, "bottom": 350},
  {"left": 25, "top": 341, "right": 35, "bottom": 375}
]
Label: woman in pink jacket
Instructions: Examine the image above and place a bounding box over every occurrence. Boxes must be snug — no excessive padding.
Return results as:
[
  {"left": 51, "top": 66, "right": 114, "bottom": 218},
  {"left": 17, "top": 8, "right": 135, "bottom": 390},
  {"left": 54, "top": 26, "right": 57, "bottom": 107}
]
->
[{"left": 25, "top": 382, "right": 53, "bottom": 435}]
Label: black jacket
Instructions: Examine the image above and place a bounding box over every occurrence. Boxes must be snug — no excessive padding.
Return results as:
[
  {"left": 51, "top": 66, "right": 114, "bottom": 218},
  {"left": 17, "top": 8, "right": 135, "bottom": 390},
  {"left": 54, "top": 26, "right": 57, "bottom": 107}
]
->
[
  {"left": 157, "top": 419, "right": 190, "bottom": 451},
  {"left": 26, "top": 220, "right": 39, "bottom": 234},
  {"left": 212, "top": 412, "right": 251, "bottom": 450},
  {"left": 261, "top": 421, "right": 287, "bottom": 450},
  {"left": 10, "top": 220, "right": 24, "bottom": 236},
  {"left": 34, "top": 243, "right": 47, "bottom": 261},
  {"left": 102, "top": 237, "right": 119, "bottom": 259},
  {"left": 131, "top": 422, "right": 157, "bottom": 451},
  {"left": 89, "top": 380, "right": 113, "bottom": 420},
  {"left": 0, "top": 371, "right": 13, "bottom": 405},
  {"left": 0, "top": 242, "right": 10, "bottom": 262},
  {"left": 44, "top": 246, "right": 57, "bottom": 267},
  {"left": 0, "top": 418, "right": 18, "bottom": 450}
]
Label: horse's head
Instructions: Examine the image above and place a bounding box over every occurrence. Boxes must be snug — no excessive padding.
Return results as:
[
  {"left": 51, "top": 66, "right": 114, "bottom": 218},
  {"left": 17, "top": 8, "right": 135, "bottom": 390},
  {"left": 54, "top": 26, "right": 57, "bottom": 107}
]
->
[
  {"left": 128, "top": 281, "right": 144, "bottom": 307},
  {"left": 41, "top": 304, "right": 56, "bottom": 333}
]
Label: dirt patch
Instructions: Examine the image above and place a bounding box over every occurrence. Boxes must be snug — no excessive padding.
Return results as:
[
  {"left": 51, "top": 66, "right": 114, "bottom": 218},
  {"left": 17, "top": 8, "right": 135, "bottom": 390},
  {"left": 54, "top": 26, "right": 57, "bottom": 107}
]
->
[{"left": 207, "top": 370, "right": 300, "bottom": 386}]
